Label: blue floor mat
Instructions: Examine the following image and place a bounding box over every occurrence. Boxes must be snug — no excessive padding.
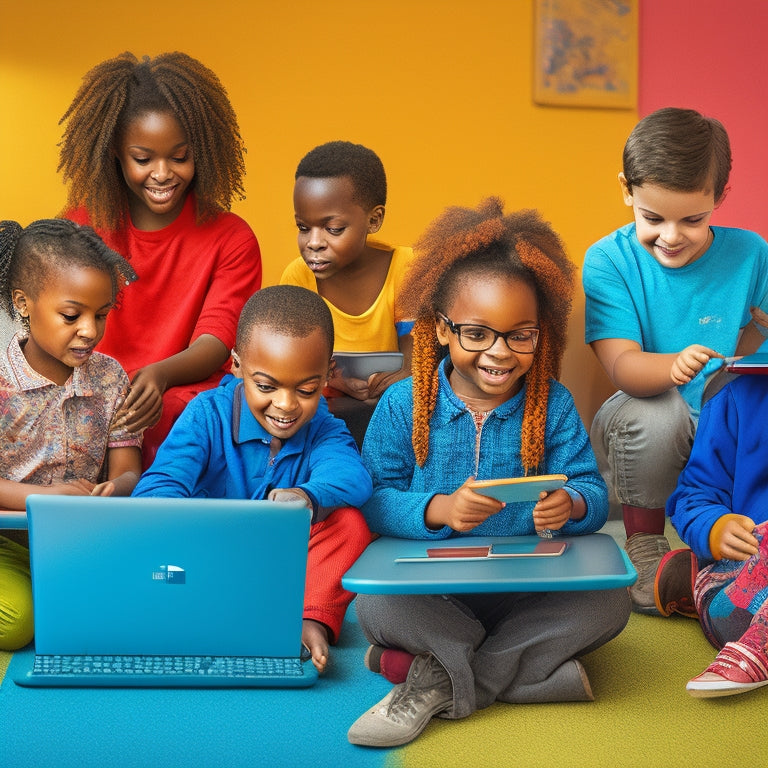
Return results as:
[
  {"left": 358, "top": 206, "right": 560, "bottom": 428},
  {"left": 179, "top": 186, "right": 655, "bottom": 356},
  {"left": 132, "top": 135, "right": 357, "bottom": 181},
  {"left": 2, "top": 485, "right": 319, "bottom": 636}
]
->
[{"left": 0, "top": 610, "right": 394, "bottom": 768}]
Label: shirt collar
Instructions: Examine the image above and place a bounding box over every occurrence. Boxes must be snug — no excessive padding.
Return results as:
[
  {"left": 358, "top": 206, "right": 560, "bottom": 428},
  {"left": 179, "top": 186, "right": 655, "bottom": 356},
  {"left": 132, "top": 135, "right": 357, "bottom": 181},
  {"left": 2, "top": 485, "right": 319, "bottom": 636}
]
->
[
  {"left": 231, "top": 382, "right": 309, "bottom": 455},
  {"left": 432, "top": 356, "right": 526, "bottom": 425},
  {"left": 7, "top": 333, "right": 93, "bottom": 397}
]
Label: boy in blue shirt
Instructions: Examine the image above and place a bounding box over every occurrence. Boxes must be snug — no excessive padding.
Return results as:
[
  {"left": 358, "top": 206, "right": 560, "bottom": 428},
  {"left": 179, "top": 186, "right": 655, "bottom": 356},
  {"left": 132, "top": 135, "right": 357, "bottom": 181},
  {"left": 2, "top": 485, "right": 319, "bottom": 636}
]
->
[
  {"left": 133, "top": 285, "right": 373, "bottom": 673},
  {"left": 583, "top": 107, "right": 768, "bottom": 614}
]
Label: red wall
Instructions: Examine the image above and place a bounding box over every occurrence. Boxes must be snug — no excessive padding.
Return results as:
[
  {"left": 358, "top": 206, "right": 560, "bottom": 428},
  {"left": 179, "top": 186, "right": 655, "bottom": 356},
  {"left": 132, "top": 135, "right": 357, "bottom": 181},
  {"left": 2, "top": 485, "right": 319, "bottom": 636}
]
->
[{"left": 639, "top": 1, "right": 768, "bottom": 236}]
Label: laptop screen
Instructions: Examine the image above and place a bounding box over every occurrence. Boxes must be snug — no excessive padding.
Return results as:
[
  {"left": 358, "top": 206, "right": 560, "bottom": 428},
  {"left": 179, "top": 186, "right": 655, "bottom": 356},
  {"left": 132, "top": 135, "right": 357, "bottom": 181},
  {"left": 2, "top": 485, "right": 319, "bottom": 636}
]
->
[{"left": 26, "top": 496, "right": 312, "bottom": 659}]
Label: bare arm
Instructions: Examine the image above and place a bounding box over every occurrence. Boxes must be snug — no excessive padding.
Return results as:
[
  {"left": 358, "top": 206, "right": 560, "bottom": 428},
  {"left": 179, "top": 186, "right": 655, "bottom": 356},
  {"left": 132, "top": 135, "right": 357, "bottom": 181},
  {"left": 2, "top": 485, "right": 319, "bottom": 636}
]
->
[
  {"left": 116, "top": 334, "right": 230, "bottom": 432},
  {"left": 735, "top": 319, "right": 766, "bottom": 356},
  {"left": 91, "top": 446, "right": 143, "bottom": 497},
  {"left": 0, "top": 477, "right": 96, "bottom": 511},
  {"left": 590, "top": 338, "right": 722, "bottom": 398}
]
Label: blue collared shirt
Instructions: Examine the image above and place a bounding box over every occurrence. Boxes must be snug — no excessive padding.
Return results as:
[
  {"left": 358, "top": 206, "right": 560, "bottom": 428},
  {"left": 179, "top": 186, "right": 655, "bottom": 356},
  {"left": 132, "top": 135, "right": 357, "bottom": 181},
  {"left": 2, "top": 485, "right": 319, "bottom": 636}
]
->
[{"left": 133, "top": 376, "right": 372, "bottom": 521}]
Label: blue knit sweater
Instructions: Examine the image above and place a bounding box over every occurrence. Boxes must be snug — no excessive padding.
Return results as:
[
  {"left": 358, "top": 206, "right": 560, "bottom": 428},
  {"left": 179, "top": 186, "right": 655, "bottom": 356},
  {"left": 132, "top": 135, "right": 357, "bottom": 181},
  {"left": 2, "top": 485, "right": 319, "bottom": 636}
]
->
[{"left": 360, "top": 359, "right": 607, "bottom": 539}]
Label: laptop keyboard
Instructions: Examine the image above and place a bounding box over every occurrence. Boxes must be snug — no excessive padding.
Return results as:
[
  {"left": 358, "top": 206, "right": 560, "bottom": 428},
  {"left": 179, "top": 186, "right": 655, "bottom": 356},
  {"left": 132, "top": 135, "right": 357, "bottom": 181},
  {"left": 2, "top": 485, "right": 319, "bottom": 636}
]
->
[{"left": 32, "top": 654, "right": 305, "bottom": 679}]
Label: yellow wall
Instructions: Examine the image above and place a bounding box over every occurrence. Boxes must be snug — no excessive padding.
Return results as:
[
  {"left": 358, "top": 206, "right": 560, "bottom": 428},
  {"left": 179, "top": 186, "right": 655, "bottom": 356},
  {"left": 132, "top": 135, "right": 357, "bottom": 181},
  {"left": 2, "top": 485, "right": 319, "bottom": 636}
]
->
[{"left": 0, "top": 0, "right": 636, "bottom": 425}]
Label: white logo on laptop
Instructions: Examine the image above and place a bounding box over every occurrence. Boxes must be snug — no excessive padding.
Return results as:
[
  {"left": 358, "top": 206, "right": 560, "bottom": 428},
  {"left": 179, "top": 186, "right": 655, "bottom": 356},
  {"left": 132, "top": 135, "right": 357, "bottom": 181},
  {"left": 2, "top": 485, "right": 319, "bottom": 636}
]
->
[{"left": 152, "top": 565, "right": 186, "bottom": 584}]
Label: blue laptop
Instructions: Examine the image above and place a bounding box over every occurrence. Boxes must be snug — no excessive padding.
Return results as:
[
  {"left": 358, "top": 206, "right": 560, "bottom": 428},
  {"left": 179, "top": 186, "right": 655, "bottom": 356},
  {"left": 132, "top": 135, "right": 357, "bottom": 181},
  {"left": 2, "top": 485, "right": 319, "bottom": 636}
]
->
[{"left": 15, "top": 495, "right": 319, "bottom": 688}]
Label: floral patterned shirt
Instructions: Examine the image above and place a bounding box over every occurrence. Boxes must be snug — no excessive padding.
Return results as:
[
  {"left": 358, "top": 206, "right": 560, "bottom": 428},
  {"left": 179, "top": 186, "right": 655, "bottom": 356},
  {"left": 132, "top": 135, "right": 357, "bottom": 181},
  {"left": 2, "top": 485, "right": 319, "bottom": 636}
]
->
[{"left": 0, "top": 334, "right": 141, "bottom": 485}]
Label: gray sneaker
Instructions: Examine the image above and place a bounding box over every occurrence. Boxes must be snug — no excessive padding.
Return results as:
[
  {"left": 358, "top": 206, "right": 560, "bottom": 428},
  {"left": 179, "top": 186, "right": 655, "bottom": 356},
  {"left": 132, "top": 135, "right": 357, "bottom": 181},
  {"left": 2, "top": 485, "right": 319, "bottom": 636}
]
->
[
  {"left": 624, "top": 533, "right": 670, "bottom": 615},
  {"left": 347, "top": 653, "right": 453, "bottom": 747}
]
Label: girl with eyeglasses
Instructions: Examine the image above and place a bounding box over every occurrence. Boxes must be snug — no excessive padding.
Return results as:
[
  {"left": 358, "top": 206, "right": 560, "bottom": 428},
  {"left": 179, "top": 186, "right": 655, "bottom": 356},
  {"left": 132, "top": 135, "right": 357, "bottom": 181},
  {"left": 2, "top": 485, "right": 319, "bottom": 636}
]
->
[{"left": 347, "top": 198, "right": 630, "bottom": 748}]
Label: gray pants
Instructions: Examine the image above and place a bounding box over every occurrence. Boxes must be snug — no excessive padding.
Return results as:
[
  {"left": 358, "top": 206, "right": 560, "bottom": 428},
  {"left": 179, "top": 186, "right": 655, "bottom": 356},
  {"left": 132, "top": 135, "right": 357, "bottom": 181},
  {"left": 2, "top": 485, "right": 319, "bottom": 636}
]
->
[
  {"left": 355, "top": 588, "right": 631, "bottom": 719},
  {"left": 590, "top": 389, "right": 695, "bottom": 509}
]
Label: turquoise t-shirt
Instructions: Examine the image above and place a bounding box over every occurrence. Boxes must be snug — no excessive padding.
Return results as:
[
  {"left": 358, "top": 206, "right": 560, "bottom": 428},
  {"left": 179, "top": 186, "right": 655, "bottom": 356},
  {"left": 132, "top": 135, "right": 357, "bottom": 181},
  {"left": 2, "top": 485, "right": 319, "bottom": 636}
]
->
[{"left": 583, "top": 223, "right": 768, "bottom": 416}]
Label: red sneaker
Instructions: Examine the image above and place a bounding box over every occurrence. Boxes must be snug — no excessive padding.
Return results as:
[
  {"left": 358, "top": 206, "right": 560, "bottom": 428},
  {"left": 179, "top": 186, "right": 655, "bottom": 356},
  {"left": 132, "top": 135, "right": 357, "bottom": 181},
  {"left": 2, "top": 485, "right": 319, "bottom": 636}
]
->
[{"left": 687, "top": 642, "right": 768, "bottom": 697}]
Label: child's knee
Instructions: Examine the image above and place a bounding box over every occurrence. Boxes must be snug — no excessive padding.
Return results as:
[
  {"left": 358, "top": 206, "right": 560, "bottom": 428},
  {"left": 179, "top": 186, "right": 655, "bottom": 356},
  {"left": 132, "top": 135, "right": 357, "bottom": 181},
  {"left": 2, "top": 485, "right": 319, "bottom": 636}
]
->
[
  {"left": 329, "top": 506, "right": 372, "bottom": 549},
  {"left": 0, "top": 573, "right": 34, "bottom": 651},
  {"left": 318, "top": 506, "right": 372, "bottom": 554}
]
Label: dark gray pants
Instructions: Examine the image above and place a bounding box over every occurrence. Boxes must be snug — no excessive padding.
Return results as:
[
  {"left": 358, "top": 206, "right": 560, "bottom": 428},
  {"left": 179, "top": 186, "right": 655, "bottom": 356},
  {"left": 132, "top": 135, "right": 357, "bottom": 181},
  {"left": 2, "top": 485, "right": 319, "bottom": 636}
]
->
[{"left": 355, "top": 588, "right": 631, "bottom": 719}]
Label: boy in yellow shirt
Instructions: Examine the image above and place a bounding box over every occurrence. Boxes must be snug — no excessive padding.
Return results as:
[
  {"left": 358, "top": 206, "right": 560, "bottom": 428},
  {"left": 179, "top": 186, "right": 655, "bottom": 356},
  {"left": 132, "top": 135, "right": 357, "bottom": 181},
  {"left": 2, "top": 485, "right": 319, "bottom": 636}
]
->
[{"left": 280, "top": 141, "right": 413, "bottom": 443}]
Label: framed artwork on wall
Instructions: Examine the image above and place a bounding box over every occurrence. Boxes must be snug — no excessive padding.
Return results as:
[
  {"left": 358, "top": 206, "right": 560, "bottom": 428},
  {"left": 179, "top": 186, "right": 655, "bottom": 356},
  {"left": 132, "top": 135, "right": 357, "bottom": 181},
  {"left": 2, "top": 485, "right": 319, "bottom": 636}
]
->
[{"left": 533, "top": 0, "right": 638, "bottom": 109}]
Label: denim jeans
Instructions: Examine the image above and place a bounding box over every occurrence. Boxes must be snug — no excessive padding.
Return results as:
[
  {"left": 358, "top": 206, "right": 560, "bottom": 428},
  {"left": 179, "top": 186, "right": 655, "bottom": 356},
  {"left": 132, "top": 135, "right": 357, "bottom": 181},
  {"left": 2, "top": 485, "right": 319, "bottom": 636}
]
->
[{"left": 590, "top": 389, "right": 695, "bottom": 509}]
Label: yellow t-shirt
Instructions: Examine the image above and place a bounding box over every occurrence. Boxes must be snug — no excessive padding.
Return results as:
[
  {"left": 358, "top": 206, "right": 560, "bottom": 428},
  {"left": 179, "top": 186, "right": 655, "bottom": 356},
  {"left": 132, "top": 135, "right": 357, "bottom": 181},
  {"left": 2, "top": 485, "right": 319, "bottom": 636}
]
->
[{"left": 279, "top": 240, "right": 414, "bottom": 352}]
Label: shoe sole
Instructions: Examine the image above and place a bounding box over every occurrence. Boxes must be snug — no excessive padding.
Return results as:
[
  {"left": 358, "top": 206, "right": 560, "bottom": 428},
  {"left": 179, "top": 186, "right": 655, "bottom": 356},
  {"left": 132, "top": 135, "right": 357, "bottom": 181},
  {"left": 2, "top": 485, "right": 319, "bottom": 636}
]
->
[
  {"left": 348, "top": 716, "right": 436, "bottom": 748},
  {"left": 631, "top": 601, "right": 663, "bottom": 616},
  {"left": 687, "top": 678, "right": 768, "bottom": 698},
  {"left": 347, "top": 692, "right": 448, "bottom": 747}
]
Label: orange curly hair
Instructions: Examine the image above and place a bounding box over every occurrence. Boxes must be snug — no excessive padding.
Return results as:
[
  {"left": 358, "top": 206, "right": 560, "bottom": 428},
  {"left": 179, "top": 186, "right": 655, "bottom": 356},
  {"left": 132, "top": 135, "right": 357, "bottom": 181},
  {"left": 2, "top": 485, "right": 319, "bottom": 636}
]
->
[{"left": 397, "top": 197, "right": 574, "bottom": 470}]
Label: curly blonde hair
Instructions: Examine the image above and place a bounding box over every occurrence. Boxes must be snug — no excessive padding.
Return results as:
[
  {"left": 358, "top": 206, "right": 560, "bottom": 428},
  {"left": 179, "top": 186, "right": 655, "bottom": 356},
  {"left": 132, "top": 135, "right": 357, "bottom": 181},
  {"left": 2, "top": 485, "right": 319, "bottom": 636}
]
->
[{"left": 397, "top": 197, "right": 574, "bottom": 470}]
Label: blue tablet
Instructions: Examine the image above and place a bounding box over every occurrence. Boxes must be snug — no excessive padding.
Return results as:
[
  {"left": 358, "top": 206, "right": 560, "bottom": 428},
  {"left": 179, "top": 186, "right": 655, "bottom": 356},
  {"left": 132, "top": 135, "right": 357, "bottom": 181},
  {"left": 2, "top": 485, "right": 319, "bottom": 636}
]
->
[{"left": 469, "top": 474, "right": 567, "bottom": 503}]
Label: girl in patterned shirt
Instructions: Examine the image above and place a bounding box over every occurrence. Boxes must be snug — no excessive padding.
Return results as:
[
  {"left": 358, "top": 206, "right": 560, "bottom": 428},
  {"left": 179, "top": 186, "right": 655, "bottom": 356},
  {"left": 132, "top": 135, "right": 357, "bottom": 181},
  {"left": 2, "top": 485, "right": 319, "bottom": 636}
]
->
[{"left": 0, "top": 218, "right": 142, "bottom": 650}]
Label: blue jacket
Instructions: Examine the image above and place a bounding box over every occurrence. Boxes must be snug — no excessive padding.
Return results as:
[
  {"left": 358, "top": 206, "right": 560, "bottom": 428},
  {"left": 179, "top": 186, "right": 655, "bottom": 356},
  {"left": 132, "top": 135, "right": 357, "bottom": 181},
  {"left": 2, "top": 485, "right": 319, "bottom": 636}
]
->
[
  {"left": 360, "top": 359, "right": 607, "bottom": 539},
  {"left": 133, "top": 376, "right": 372, "bottom": 521},
  {"left": 668, "top": 373, "right": 768, "bottom": 561}
]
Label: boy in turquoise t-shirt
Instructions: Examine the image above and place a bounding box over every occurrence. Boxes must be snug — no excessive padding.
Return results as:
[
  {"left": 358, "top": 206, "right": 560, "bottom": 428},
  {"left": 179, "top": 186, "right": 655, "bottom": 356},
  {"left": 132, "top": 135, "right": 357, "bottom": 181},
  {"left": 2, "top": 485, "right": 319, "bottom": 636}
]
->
[{"left": 583, "top": 107, "right": 768, "bottom": 615}]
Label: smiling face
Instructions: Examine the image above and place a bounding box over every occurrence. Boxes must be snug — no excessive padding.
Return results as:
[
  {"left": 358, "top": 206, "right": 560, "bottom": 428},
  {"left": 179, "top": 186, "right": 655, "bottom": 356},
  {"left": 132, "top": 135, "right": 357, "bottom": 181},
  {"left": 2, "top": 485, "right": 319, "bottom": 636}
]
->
[
  {"left": 13, "top": 264, "right": 114, "bottom": 386},
  {"left": 621, "top": 175, "right": 715, "bottom": 268},
  {"left": 293, "top": 175, "right": 384, "bottom": 280},
  {"left": 236, "top": 327, "right": 331, "bottom": 440},
  {"left": 436, "top": 273, "right": 539, "bottom": 410},
  {"left": 115, "top": 110, "right": 195, "bottom": 231}
]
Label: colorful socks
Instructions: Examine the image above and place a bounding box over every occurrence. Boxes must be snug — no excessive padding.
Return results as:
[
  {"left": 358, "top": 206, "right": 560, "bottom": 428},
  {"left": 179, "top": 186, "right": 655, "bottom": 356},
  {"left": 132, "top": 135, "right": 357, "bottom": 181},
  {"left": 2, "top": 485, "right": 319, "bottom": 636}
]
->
[
  {"left": 379, "top": 648, "right": 415, "bottom": 684},
  {"left": 366, "top": 645, "right": 415, "bottom": 684},
  {"left": 708, "top": 527, "right": 768, "bottom": 652}
]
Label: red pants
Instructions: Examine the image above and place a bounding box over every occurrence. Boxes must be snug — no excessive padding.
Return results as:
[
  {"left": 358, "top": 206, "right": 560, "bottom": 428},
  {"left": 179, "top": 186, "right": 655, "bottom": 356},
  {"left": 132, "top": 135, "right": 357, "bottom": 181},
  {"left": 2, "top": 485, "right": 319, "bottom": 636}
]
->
[{"left": 305, "top": 506, "right": 372, "bottom": 642}]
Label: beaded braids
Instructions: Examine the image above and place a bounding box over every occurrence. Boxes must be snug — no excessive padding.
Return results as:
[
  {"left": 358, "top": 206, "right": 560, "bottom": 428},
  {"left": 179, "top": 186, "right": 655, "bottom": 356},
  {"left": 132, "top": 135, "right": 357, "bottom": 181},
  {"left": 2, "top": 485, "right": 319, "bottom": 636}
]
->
[
  {"left": 396, "top": 198, "right": 574, "bottom": 470},
  {"left": 58, "top": 51, "right": 246, "bottom": 230},
  {"left": 0, "top": 219, "right": 137, "bottom": 323}
]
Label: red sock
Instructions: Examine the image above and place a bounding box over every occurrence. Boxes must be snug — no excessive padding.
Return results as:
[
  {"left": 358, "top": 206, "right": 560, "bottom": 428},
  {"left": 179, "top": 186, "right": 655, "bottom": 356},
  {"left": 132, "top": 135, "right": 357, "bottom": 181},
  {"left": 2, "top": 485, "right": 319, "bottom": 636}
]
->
[
  {"left": 379, "top": 648, "right": 415, "bottom": 684},
  {"left": 622, "top": 505, "right": 666, "bottom": 538}
]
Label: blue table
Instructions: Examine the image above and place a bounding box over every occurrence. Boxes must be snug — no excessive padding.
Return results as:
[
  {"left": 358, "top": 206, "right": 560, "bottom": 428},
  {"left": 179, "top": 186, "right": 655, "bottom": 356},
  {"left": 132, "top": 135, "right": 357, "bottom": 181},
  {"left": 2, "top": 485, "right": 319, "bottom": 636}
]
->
[
  {"left": 342, "top": 533, "right": 637, "bottom": 594},
  {"left": 0, "top": 510, "right": 27, "bottom": 529}
]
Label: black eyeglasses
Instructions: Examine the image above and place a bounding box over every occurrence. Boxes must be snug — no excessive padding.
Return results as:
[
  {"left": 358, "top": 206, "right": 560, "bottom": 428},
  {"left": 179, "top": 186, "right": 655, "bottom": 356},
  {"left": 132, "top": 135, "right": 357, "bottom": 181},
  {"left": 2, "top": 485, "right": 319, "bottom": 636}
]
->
[{"left": 438, "top": 313, "right": 539, "bottom": 354}]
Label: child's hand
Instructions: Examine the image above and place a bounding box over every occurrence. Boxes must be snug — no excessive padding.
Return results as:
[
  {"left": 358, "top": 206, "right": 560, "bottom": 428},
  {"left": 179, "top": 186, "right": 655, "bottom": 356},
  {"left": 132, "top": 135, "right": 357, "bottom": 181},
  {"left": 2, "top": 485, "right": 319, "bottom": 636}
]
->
[
  {"left": 709, "top": 513, "right": 758, "bottom": 561},
  {"left": 532, "top": 489, "right": 573, "bottom": 533},
  {"left": 91, "top": 480, "right": 116, "bottom": 497},
  {"left": 366, "top": 368, "right": 409, "bottom": 400},
  {"left": 327, "top": 365, "right": 371, "bottom": 400},
  {"left": 268, "top": 487, "right": 312, "bottom": 508},
  {"left": 113, "top": 366, "right": 165, "bottom": 432},
  {"left": 671, "top": 345, "right": 723, "bottom": 385},
  {"left": 302, "top": 619, "right": 330, "bottom": 674},
  {"left": 425, "top": 477, "right": 505, "bottom": 532},
  {"left": 49, "top": 479, "right": 96, "bottom": 496}
]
